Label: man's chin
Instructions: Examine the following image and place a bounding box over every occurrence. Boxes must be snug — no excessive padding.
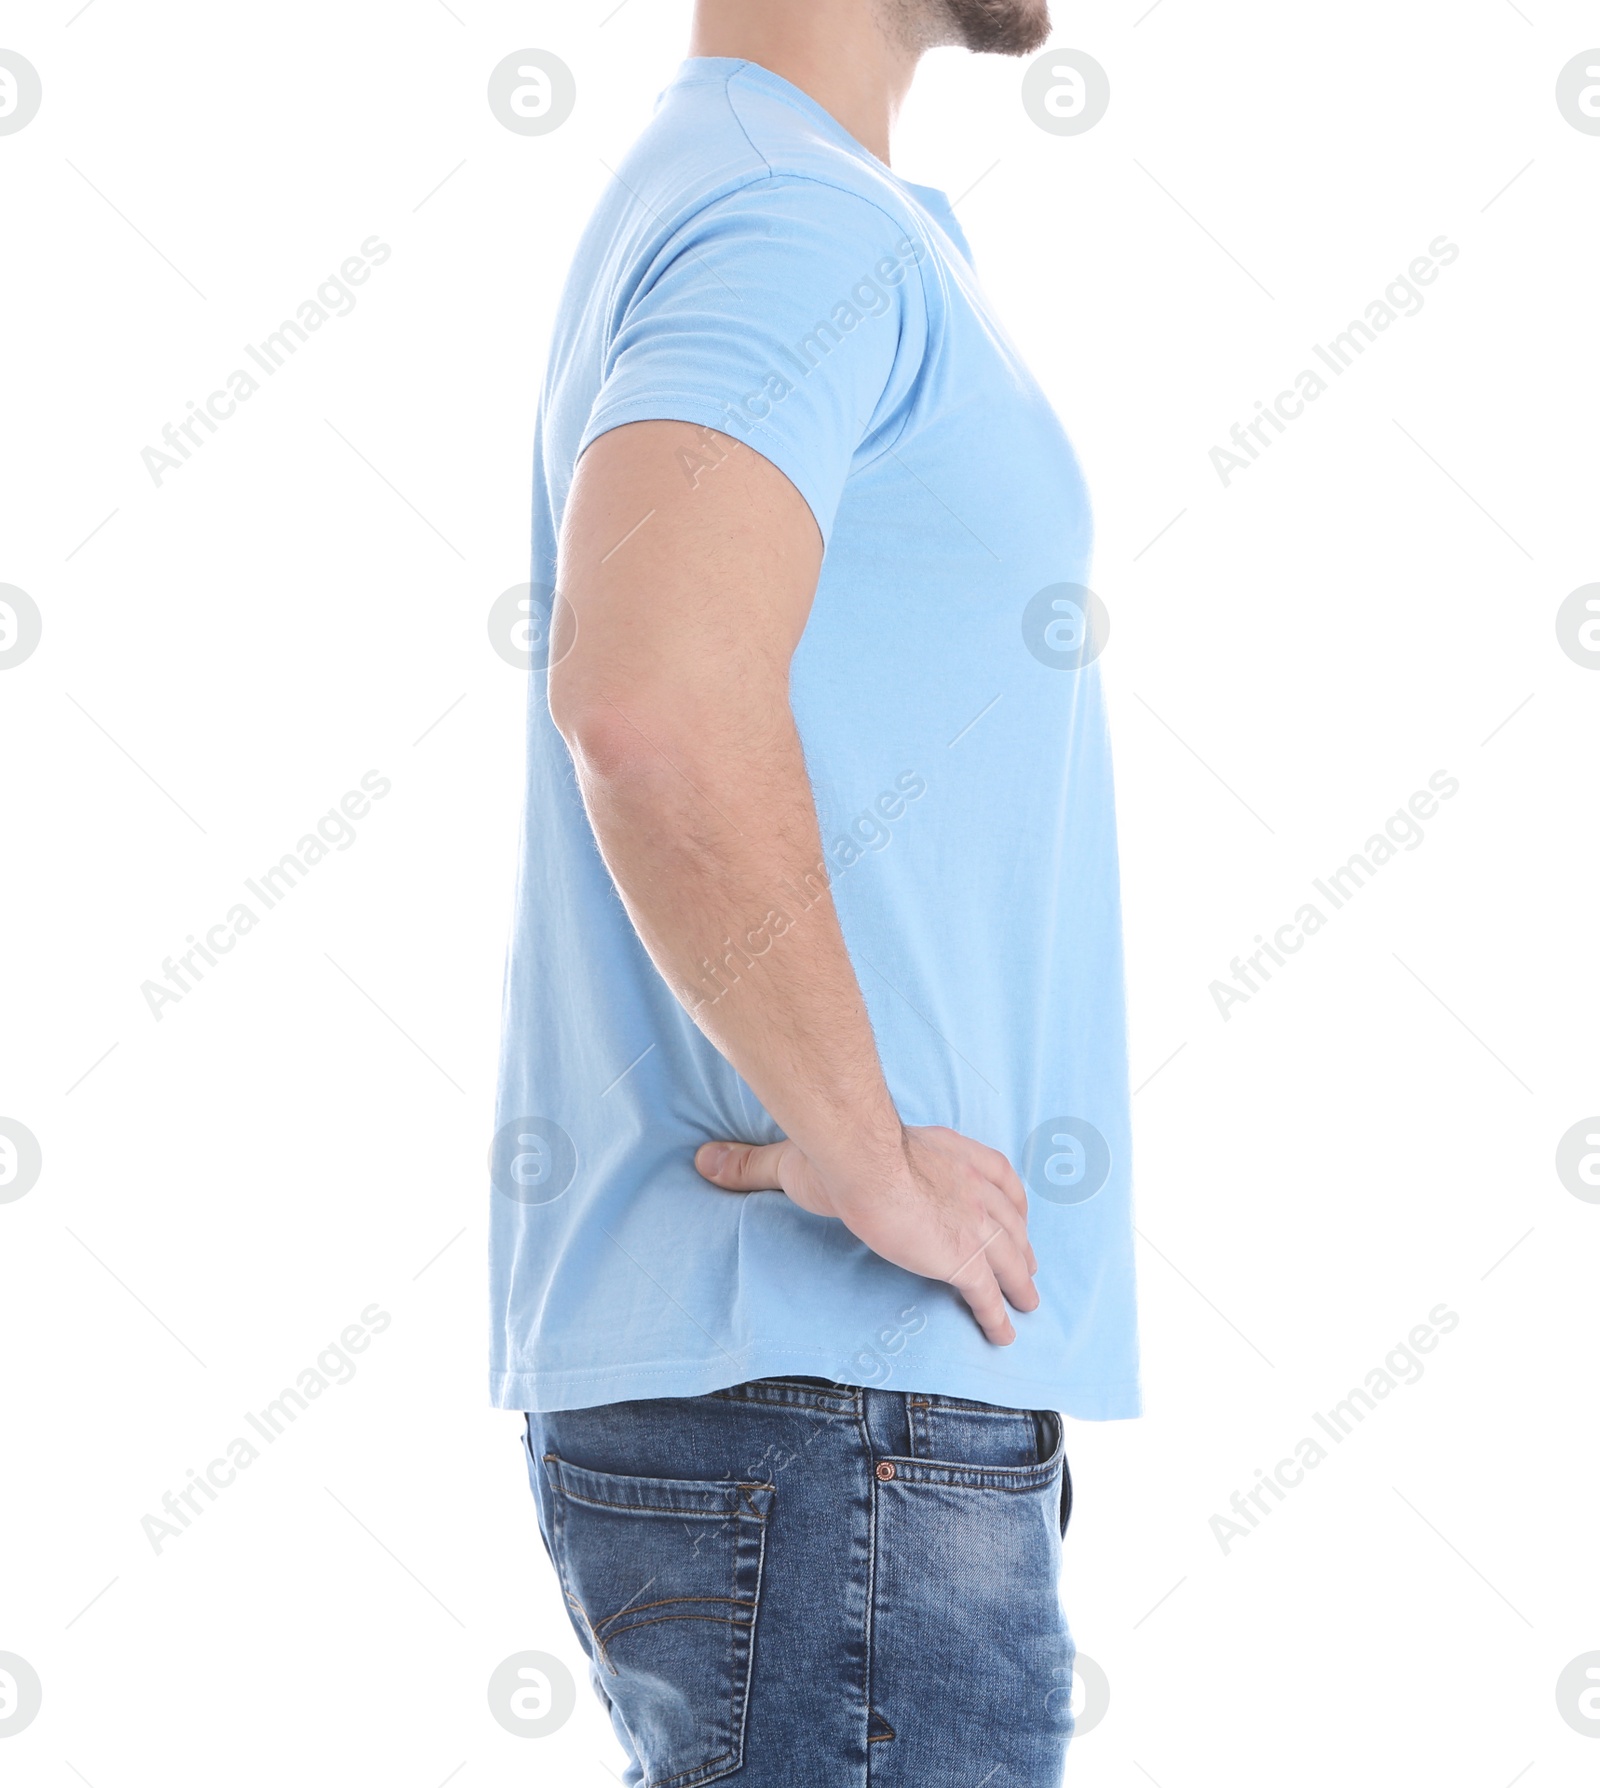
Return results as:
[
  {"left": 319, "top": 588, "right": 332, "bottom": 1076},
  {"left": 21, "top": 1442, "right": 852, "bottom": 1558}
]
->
[{"left": 945, "top": 0, "right": 1053, "bottom": 58}]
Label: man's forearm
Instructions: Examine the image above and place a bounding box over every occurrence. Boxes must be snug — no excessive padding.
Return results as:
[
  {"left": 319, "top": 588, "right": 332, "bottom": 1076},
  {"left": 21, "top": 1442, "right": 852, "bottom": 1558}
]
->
[
  {"left": 546, "top": 422, "right": 1034, "bottom": 1341},
  {"left": 562, "top": 691, "right": 905, "bottom": 1190}
]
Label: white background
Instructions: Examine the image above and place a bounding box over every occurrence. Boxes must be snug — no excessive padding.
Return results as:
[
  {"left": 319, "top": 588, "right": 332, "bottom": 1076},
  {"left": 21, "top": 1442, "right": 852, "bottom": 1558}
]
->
[{"left": 2, "top": 1, "right": 1597, "bottom": 1783}]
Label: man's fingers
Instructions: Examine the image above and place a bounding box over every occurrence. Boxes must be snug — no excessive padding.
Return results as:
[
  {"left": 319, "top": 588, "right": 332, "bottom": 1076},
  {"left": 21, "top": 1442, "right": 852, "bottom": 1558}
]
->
[
  {"left": 948, "top": 1254, "right": 1015, "bottom": 1346},
  {"left": 983, "top": 1227, "right": 1040, "bottom": 1314},
  {"left": 980, "top": 1144, "right": 1030, "bottom": 1219},
  {"left": 949, "top": 1215, "right": 1038, "bottom": 1331},
  {"left": 696, "top": 1139, "right": 789, "bottom": 1192},
  {"left": 1000, "top": 1162, "right": 1031, "bottom": 1233},
  {"left": 961, "top": 1138, "right": 1035, "bottom": 1267},
  {"left": 984, "top": 1185, "right": 1038, "bottom": 1278}
]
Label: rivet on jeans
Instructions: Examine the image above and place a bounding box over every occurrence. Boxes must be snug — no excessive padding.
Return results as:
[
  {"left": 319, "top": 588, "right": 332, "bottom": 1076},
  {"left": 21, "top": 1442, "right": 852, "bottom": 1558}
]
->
[{"left": 875, "top": 1461, "right": 896, "bottom": 1481}]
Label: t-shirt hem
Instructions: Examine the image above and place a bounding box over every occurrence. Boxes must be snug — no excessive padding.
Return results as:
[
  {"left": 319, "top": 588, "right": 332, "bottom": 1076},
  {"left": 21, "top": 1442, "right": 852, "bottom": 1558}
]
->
[{"left": 491, "top": 1352, "right": 1142, "bottom": 1421}]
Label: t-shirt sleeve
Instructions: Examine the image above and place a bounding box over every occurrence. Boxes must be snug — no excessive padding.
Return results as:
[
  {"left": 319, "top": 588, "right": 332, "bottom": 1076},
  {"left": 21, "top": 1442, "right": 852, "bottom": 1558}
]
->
[{"left": 579, "top": 175, "right": 930, "bottom": 545}]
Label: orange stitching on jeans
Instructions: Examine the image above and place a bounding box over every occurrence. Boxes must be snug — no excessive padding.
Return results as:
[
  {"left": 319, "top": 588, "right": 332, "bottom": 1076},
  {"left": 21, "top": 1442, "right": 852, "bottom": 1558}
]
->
[
  {"left": 562, "top": 1588, "right": 616, "bottom": 1677},
  {"left": 602, "top": 1610, "right": 756, "bottom": 1647},
  {"left": 650, "top": 1746, "right": 735, "bottom": 1788},
  {"left": 885, "top": 1472, "right": 1058, "bottom": 1494},
  {"left": 593, "top": 1593, "right": 754, "bottom": 1632},
  {"left": 555, "top": 1486, "right": 745, "bottom": 1516}
]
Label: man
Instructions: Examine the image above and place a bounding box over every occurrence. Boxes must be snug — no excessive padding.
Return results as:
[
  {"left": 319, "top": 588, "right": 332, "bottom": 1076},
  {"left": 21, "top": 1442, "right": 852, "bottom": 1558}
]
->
[{"left": 490, "top": 1, "right": 1139, "bottom": 1781}]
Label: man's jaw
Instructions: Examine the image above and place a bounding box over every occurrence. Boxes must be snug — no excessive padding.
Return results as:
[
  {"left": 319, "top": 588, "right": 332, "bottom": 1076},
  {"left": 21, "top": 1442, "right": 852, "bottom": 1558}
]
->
[{"left": 874, "top": 0, "right": 1052, "bottom": 58}]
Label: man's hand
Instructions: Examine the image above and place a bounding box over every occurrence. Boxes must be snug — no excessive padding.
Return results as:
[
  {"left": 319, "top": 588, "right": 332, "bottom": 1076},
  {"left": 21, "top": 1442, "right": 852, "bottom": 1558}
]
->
[{"left": 696, "top": 1126, "right": 1039, "bottom": 1345}]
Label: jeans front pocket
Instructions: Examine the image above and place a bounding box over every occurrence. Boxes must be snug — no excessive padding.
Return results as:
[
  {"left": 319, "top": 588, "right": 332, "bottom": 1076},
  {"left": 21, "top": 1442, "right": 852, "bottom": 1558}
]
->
[
  {"left": 869, "top": 1414, "right": 1075, "bottom": 1783},
  {"left": 543, "top": 1451, "right": 773, "bottom": 1788},
  {"left": 906, "top": 1398, "right": 1072, "bottom": 1535}
]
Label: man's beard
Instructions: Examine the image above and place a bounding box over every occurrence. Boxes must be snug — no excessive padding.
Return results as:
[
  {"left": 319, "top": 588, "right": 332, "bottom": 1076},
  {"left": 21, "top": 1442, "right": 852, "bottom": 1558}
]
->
[{"left": 921, "top": 0, "right": 1052, "bottom": 56}]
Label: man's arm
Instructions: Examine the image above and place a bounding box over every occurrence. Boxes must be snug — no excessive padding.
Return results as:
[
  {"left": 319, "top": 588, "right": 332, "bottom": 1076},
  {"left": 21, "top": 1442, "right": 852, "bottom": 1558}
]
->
[{"left": 549, "top": 420, "right": 1037, "bottom": 1344}]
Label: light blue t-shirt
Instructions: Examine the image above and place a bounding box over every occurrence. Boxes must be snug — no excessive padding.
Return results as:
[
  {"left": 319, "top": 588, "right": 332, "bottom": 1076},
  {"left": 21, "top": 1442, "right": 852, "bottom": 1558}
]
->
[{"left": 490, "top": 57, "right": 1140, "bottom": 1419}]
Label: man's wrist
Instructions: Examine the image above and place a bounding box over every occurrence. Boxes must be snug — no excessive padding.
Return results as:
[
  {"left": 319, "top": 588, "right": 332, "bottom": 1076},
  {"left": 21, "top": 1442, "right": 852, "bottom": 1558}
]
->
[{"left": 802, "top": 1111, "right": 908, "bottom": 1204}]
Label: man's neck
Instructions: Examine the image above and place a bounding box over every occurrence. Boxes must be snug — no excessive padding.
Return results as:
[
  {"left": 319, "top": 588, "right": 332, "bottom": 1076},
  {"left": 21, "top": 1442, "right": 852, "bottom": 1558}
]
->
[{"left": 688, "top": 0, "right": 920, "bottom": 166}]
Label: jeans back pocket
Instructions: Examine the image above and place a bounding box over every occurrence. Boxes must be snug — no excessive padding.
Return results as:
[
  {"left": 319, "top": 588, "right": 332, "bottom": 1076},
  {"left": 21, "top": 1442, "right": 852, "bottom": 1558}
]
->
[{"left": 543, "top": 1451, "right": 773, "bottom": 1788}]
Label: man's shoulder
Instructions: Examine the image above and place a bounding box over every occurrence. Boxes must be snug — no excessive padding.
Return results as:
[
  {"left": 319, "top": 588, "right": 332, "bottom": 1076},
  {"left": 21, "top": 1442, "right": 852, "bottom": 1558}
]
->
[{"left": 621, "top": 62, "right": 923, "bottom": 244}]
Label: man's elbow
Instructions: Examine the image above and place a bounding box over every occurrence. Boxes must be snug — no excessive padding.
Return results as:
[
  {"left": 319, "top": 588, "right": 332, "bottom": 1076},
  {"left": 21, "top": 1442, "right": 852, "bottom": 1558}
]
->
[{"left": 549, "top": 669, "right": 678, "bottom": 785}]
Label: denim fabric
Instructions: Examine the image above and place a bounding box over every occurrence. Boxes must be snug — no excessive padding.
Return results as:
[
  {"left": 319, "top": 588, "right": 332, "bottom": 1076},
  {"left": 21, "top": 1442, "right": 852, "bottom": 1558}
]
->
[{"left": 525, "top": 1377, "right": 1075, "bottom": 1786}]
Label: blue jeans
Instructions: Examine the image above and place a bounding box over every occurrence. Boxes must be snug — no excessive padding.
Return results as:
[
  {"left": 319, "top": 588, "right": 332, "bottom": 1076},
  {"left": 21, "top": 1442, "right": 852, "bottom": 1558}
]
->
[{"left": 524, "top": 1376, "right": 1076, "bottom": 1786}]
